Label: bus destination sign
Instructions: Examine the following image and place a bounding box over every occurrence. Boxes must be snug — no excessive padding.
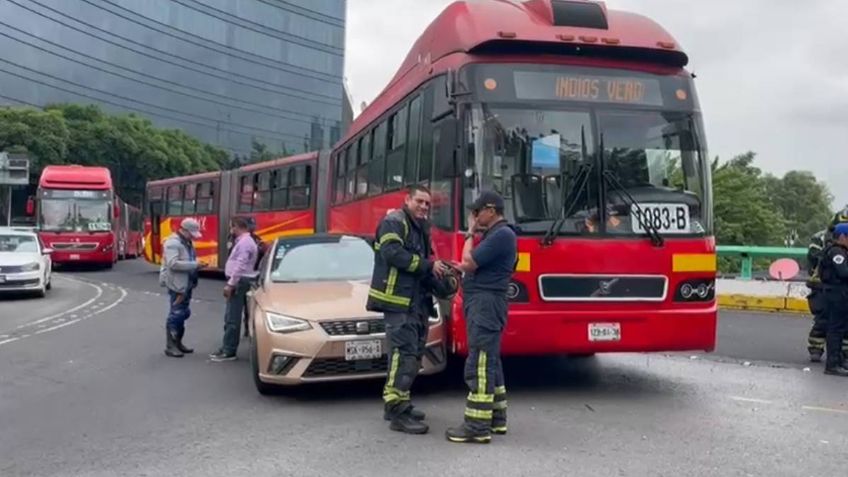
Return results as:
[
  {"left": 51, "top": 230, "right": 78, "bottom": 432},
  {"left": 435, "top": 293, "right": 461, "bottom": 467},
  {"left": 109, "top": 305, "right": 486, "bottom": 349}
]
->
[{"left": 513, "top": 71, "right": 665, "bottom": 106}]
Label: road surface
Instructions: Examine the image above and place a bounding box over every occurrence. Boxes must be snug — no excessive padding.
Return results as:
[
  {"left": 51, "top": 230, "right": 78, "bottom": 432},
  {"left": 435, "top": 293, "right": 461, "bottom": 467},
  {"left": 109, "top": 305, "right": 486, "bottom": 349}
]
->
[{"left": 0, "top": 259, "right": 844, "bottom": 477}]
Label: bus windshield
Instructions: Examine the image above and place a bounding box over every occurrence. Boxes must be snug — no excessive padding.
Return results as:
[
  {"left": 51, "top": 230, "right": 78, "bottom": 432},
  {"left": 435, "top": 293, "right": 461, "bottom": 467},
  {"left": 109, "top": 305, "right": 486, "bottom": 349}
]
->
[
  {"left": 465, "top": 65, "right": 710, "bottom": 237},
  {"left": 40, "top": 198, "right": 112, "bottom": 232}
]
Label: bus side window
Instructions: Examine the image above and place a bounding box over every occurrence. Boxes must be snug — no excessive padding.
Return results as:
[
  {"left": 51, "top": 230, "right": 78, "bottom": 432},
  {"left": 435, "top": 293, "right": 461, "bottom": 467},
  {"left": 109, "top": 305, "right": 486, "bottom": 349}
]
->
[
  {"left": 290, "top": 166, "right": 309, "bottom": 209},
  {"left": 344, "top": 145, "right": 355, "bottom": 201},
  {"left": 333, "top": 154, "right": 345, "bottom": 204},
  {"left": 368, "top": 122, "right": 387, "bottom": 195},
  {"left": 417, "top": 86, "right": 435, "bottom": 185},
  {"left": 238, "top": 175, "right": 254, "bottom": 213},
  {"left": 273, "top": 167, "right": 289, "bottom": 210},
  {"left": 183, "top": 183, "right": 197, "bottom": 216},
  {"left": 385, "top": 104, "right": 408, "bottom": 191},
  {"left": 167, "top": 185, "right": 183, "bottom": 216},
  {"left": 404, "top": 95, "right": 422, "bottom": 185},
  {"left": 196, "top": 182, "right": 214, "bottom": 214},
  {"left": 254, "top": 171, "right": 272, "bottom": 212},
  {"left": 356, "top": 133, "right": 371, "bottom": 197}
]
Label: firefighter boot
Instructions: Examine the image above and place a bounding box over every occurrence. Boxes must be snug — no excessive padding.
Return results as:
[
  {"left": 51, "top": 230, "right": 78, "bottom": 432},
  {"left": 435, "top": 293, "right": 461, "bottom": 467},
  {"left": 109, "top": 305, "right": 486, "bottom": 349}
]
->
[
  {"left": 384, "top": 405, "right": 425, "bottom": 421},
  {"left": 165, "top": 329, "right": 184, "bottom": 358},
  {"left": 445, "top": 425, "right": 492, "bottom": 444},
  {"left": 389, "top": 411, "right": 429, "bottom": 435},
  {"left": 809, "top": 348, "right": 824, "bottom": 363},
  {"left": 824, "top": 366, "right": 848, "bottom": 377}
]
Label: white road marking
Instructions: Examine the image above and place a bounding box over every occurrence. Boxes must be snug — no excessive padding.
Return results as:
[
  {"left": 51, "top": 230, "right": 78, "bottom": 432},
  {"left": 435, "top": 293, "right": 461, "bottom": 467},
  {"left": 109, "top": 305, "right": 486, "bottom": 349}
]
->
[
  {"left": 802, "top": 406, "right": 848, "bottom": 415},
  {"left": 730, "top": 396, "right": 773, "bottom": 404},
  {"left": 16, "top": 276, "right": 103, "bottom": 330},
  {"left": 0, "top": 337, "right": 20, "bottom": 346},
  {"left": 34, "top": 319, "right": 81, "bottom": 334}
]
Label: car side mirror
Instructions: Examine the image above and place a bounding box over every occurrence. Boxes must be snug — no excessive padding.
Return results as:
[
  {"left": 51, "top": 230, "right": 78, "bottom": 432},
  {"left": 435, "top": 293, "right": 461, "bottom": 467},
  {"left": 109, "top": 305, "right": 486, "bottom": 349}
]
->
[{"left": 42, "top": 248, "right": 54, "bottom": 255}]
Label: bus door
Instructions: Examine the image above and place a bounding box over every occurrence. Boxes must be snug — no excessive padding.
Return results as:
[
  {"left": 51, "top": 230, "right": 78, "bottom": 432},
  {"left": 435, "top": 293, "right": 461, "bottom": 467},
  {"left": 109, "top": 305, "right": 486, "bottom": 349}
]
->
[
  {"left": 217, "top": 170, "right": 239, "bottom": 268},
  {"left": 149, "top": 199, "right": 163, "bottom": 262}
]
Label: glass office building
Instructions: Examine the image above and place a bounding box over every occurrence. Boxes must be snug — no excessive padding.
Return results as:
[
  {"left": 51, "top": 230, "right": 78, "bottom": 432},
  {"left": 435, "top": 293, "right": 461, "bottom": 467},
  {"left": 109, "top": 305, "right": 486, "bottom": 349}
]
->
[{"left": 0, "top": 0, "right": 347, "bottom": 156}]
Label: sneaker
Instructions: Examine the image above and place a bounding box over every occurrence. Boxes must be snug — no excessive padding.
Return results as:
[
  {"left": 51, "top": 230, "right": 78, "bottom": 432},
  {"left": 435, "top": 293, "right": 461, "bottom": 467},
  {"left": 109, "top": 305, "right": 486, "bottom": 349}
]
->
[
  {"left": 445, "top": 425, "right": 492, "bottom": 444},
  {"left": 209, "top": 351, "right": 237, "bottom": 362},
  {"left": 389, "top": 413, "right": 429, "bottom": 435}
]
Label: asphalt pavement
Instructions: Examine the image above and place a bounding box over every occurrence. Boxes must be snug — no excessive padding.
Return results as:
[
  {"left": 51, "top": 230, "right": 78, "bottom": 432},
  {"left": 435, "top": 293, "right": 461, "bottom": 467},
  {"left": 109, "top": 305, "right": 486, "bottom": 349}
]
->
[{"left": 0, "top": 259, "right": 845, "bottom": 477}]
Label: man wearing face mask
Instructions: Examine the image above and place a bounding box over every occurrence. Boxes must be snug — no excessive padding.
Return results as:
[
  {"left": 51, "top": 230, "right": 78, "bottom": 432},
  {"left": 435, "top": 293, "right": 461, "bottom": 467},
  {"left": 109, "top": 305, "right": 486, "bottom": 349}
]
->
[{"left": 367, "top": 185, "right": 449, "bottom": 435}]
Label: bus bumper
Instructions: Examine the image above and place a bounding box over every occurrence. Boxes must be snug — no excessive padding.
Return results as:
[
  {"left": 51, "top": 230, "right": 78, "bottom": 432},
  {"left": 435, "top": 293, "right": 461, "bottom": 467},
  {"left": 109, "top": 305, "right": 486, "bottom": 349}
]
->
[
  {"left": 51, "top": 249, "right": 114, "bottom": 265},
  {"left": 449, "top": 304, "right": 718, "bottom": 356}
]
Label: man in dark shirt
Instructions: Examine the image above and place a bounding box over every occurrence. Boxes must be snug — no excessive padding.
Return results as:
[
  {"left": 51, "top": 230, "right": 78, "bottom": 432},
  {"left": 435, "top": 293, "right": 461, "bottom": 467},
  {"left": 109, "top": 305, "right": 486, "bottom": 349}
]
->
[{"left": 446, "top": 190, "right": 517, "bottom": 444}]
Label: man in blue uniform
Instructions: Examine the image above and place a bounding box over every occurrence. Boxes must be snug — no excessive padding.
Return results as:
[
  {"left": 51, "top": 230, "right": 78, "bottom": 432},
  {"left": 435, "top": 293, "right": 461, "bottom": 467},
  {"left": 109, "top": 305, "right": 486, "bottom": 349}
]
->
[
  {"left": 818, "top": 222, "right": 848, "bottom": 376},
  {"left": 446, "top": 190, "right": 517, "bottom": 444}
]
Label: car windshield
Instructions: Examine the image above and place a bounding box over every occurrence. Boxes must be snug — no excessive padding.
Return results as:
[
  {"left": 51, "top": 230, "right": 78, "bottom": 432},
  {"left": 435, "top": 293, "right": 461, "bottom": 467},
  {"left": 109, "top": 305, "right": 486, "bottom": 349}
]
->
[
  {"left": 40, "top": 199, "right": 112, "bottom": 232},
  {"left": 0, "top": 234, "right": 38, "bottom": 253},
  {"left": 270, "top": 236, "right": 373, "bottom": 282}
]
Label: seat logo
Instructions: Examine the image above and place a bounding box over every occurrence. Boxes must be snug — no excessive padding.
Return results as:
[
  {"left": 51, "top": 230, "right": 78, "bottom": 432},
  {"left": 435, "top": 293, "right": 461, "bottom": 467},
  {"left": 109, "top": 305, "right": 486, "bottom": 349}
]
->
[{"left": 355, "top": 321, "right": 370, "bottom": 334}]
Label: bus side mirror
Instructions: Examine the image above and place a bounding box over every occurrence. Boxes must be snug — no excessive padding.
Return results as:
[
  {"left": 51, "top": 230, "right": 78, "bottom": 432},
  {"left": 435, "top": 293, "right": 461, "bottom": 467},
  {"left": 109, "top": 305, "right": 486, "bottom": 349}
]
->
[{"left": 25, "top": 197, "right": 34, "bottom": 216}]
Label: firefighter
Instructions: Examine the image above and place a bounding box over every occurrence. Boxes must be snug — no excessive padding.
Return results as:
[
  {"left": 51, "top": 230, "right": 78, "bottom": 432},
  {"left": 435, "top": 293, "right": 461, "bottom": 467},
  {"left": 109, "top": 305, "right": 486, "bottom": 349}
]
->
[
  {"left": 818, "top": 222, "right": 848, "bottom": 376},
  {"left": 446, "top": 190, "right": 517, "bottom": 444},
  {"left": 366, "top": 185, "right": 449, "bottom": 435},
  {"left": 805, "top": 229, "right": 828, "bottom": 362}
]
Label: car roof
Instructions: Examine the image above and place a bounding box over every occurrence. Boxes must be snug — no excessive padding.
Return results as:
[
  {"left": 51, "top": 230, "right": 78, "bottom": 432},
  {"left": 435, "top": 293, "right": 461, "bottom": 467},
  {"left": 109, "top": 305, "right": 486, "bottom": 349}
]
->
[
  {"left": 0, "top": 227, "right": 38, "bottom": 236},
  {"left": 273, "top": 233, "right": 373, "bottom": 245}
]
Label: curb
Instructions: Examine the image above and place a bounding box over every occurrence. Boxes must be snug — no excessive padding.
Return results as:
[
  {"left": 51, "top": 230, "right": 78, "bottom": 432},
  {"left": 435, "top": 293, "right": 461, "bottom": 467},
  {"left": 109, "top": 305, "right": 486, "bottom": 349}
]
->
[{"left": 718, "top": 294, "right": 810, "bottom": 314}]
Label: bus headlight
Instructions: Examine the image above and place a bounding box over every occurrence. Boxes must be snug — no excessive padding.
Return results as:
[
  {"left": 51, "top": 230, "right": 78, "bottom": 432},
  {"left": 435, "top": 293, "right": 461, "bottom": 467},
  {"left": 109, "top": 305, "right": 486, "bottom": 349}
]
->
[{"left": 674, "top": 279, "right": 715, "bottom": 302}]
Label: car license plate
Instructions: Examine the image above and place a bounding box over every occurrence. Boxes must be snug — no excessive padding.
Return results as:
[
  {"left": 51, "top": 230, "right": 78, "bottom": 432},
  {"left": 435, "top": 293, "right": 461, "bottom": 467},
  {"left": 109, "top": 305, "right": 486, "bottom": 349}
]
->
[
  {"left": 631, "top": 203, "right": 690, "bottom": 234},
  {"left": 345, "top": 340, "right": 382, "bottom": 361},
  {"left": 588, "top": 323, "right": 621, "bottom": 342},
  {"left": 70, "top": 254, "right": 80, "bottom": 260}
]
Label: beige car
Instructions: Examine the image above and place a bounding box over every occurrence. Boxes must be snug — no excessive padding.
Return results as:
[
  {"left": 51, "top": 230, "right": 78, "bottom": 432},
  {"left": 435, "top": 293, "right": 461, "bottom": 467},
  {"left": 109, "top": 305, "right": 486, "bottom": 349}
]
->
[{"left": 246, "top": 233, "right": 448, "bottom": 394}]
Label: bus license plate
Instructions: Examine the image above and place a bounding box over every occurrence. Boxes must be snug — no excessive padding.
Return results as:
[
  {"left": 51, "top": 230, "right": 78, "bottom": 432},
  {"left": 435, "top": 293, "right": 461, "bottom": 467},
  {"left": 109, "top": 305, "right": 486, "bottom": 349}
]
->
[
  {"left": 345, "top": 340, "right": 382, "bottom": 361},
  {"left": 70, "top": 254, "right": 80, "bottom": 260},
  {"left": 631, "top": 203, "right": 690, "bottom": 234},
  {"left": 589, "top": 323, "right": 621, "bottom": 342}
]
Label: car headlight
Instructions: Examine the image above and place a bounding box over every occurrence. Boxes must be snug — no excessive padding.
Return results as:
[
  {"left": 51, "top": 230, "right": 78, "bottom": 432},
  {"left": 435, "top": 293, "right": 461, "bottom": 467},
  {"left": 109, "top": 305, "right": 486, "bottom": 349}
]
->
[
  {"left": 20, "top": 262, "right": 40, "bottom": 272},
  {"left": 266, "top": 312, "right": 311, "bottom": 333}
]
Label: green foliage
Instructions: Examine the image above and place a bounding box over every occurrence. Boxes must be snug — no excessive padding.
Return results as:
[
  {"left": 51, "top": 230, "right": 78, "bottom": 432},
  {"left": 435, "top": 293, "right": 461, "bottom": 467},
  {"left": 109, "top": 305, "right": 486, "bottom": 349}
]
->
[{"left": 0, "top": 104, "right": 229, "bottom": 205}]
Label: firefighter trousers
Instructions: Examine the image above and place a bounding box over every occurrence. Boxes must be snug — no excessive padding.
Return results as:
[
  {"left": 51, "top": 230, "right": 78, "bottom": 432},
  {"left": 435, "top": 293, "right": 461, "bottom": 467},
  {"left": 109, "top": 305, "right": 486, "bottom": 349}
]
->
[
  {"left": 382, "top": 311, "right": 427, "bottom": 418},
  {"left": 824, "top": 290, "right": 848, "bottom": 369},
  {"left": 807, "top": 290, "right": 828, "bottom": 354},
  {"left": 462, "top": 291, "right": 508, "bottom": 434}
]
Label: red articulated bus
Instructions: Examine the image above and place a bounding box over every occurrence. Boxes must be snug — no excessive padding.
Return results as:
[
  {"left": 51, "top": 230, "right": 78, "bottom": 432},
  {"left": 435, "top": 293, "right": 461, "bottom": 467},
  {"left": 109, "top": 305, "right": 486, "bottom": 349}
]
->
[
  {"left": 31, "top": 165, "right": 140, "bottom": 267},
  {"left": 143, "top": 153, "right": 319, "bottom": 271},
  {"left": 327, "top": 0, "right": 716, "bottom": 357},
  {"left": 145, "top": 0, "right": 717, "bottom": 358}
]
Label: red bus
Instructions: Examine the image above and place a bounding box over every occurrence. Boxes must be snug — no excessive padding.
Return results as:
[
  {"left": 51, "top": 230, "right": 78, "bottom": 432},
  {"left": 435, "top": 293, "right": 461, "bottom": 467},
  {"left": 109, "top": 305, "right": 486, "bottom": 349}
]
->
[
  {"left": 145, "top": 0, "right": 717, "bottom": 358},
  {"left": 30, "top": 165, "right": 140, "bottom": 267},
  {"left": 143, "top": 153, "right": 319, "bottom": 271},
  {"left": 327, "top": 0, "right": 716, "bottom": 356}
]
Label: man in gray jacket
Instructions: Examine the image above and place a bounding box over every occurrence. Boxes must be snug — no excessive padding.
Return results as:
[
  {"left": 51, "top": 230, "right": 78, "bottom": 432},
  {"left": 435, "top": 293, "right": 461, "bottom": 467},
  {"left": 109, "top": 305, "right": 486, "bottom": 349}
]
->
[{"left": 159, "top": 218, "right": 207, "bottom": 357}]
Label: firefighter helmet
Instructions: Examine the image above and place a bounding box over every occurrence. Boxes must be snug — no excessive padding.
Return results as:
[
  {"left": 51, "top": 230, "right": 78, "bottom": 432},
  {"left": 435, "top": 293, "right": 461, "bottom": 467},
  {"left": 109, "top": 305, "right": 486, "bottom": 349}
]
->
[{"left": 428, "top": 267, "right": 460, "bottom": 300}]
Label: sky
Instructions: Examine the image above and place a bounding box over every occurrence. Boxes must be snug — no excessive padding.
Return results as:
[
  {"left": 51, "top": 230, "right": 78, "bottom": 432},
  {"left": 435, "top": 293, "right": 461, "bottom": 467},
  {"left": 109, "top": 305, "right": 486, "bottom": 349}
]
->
[{"left": 343, "top": 0, "right": 848, "bottom": 208}]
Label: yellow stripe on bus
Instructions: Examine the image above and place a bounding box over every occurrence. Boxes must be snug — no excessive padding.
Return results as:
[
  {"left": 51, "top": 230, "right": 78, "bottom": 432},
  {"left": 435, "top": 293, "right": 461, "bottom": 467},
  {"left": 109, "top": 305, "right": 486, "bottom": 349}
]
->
[{"left": 672, "top": 254, "right": 716, "bottom": 273}]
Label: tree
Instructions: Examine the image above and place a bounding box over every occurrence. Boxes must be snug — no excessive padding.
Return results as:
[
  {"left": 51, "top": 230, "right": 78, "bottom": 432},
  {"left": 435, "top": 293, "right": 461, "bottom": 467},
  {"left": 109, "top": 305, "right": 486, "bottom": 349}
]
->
[
  {"left": 0, "top": 107, "right": 69, "bottom": 170},
  {"left": 764, "top": 170, "right": 833, "bottom": 243},
  {"left": 712, "top": 152, "right": 786, "bottom": 247}
]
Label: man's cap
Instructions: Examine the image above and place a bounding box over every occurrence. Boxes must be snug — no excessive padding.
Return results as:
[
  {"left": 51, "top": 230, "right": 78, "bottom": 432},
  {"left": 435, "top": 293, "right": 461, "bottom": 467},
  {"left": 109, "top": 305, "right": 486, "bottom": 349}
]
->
[
  {"left": 180, "top": 218, "right": 202, "bottom": 239},
  {"left": 834, "top": 222, "right": 848, "bottom": 237},
  {"left": 467, "top": 190, "right": 505, "bottom": 212}
]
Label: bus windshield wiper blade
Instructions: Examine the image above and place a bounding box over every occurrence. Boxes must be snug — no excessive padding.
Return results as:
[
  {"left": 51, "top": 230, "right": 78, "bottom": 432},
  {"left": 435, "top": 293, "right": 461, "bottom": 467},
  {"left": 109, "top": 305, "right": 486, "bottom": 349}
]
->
[
  {"left": 541, "top": 162, "right": 593, "bottom": 246},
  {"left": 601, "top": 170, "right": 664, "bottom": 247}
]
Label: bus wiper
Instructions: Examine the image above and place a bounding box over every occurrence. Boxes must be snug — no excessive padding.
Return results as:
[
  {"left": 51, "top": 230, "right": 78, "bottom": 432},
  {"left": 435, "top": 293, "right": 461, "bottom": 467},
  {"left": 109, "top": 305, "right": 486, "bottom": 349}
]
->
[
  {"left": 541, "top": 162, "right": 593, "bottom": 246},
  {"left": 601, "top": 170, "right": 664, "bottom": 247}
]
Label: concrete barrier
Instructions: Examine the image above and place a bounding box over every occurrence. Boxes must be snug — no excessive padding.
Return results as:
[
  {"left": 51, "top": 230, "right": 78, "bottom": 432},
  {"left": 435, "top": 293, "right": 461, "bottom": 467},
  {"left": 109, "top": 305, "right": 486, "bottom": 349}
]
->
[{"left": 716, "top": 279, "right": 810, "bottom": 314}]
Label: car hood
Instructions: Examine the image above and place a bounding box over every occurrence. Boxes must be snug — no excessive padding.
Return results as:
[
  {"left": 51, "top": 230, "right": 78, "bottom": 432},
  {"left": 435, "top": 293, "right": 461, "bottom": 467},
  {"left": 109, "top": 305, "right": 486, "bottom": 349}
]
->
[
  {"left": 0, "top": 252, "right": 41, "bottom": 266},
  {"left": 255, "top": 280, "right": 381, "bottom": 321}
]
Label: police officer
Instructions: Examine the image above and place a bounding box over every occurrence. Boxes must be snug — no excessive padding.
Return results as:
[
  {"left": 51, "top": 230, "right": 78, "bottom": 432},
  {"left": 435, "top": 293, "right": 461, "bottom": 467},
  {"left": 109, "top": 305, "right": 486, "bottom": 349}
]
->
[
  {"left": 446, "top": 190, "right": 517, "bottom": 444},
  {"left": 818, "top": 222, "right": 848, "bottom": 376},
  {"left": 805, "top": 229, "right": 828, "bottom": 362},
  {"left": 367, "top": 185, "right": 449, "bottom": 434}
]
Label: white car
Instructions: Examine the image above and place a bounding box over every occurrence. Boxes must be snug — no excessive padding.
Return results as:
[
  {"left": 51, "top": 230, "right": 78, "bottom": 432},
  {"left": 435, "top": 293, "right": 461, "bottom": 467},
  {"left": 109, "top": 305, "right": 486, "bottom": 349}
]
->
[{"left": 0, "top": 227, "right": 53, "bottom": 297}]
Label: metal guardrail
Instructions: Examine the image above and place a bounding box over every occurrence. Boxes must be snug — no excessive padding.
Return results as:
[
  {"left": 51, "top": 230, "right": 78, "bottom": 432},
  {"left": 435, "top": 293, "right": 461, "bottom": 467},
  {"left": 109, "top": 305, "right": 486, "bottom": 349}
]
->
[{"left": 716, "top": 245, "right": 807, "bottom": 281}]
